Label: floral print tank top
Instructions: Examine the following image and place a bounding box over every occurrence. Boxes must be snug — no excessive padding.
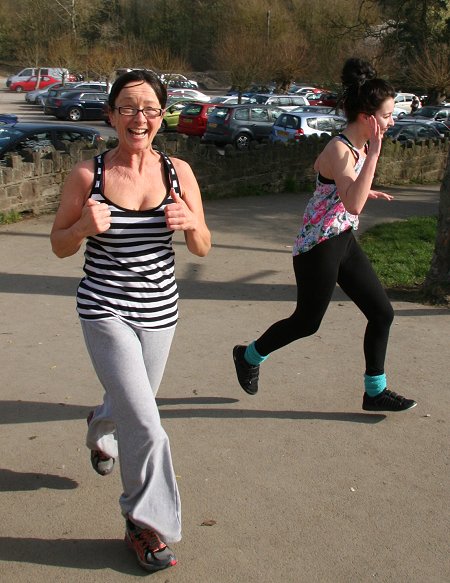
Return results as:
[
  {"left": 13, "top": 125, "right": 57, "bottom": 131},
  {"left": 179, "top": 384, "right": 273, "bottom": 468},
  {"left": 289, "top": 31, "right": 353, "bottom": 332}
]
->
[{"left": 292, "top": 134, "right": 366, "bottom": 256}]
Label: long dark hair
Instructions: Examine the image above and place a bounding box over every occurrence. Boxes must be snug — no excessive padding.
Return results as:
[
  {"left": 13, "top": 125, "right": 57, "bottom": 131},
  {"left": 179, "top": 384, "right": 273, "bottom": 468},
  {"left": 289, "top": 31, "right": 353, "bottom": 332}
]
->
[
  {"left": 108, "top": 69, "right": 167, "bottom": 109},
  {"left": 340, "top": 58, "right": 395, "bottom": 123}
]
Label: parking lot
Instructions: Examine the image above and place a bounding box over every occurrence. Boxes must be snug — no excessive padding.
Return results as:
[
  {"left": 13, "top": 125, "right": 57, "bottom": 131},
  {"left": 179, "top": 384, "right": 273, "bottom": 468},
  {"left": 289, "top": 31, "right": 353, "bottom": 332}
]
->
[
  {"left": 0, "top": 79, "right": 224, "bottom": 142},
  {"left": 0, "top": 81, "right": 117, "bottom": 140}
]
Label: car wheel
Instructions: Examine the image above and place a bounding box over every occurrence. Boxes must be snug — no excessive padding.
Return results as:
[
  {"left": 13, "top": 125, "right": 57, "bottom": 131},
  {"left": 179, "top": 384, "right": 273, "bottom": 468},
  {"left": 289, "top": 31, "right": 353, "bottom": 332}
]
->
[
  {"left": 235, "top": 133, "right": 251, "bottom": 150},
  {"left": 15, "top": 86, "right": 24, "bottom": 92},
  {"left": 67, "top": 107, "right": 82, "bottom": 121}
]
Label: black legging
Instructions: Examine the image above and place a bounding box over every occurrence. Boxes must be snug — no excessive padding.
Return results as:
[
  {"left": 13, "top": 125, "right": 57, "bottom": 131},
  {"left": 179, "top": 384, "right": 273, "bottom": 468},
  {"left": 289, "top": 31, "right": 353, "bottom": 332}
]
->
[{"left": 255, "top": 229, "right": 394, "bottom": 376}]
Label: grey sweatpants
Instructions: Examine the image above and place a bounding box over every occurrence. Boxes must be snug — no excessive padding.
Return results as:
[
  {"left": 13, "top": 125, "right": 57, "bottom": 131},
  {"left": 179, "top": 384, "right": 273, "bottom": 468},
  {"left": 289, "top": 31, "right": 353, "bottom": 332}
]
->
[{"left": 81, "top": 317, "right": 181, "bottom": 543}]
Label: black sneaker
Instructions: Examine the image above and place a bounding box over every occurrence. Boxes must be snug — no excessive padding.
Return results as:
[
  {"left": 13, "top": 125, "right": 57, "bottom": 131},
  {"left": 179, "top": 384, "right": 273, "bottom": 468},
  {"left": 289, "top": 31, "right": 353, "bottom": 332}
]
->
[
  {"left": 125, "top": 519, "right": 177, "bottom": 572},
  {"left": 233, "top": 345, "right": 260, "bottom": 395},
  {"left": 362, "top": 389, "right": 417, "bottom": 412}
]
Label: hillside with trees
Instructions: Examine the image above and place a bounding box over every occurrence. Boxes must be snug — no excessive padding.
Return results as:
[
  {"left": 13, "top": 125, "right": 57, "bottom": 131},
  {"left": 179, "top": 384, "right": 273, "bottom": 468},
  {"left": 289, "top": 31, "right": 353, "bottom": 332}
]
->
[{"left": 0, "top": 0, "right": 448, "bottom": 99}]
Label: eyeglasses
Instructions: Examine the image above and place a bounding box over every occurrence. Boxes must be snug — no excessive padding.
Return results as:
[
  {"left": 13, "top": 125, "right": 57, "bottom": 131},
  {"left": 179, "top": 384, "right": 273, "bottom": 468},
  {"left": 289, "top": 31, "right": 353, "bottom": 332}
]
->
[{"left": 113, "top": 106, "right": 163, "bottom": 118}]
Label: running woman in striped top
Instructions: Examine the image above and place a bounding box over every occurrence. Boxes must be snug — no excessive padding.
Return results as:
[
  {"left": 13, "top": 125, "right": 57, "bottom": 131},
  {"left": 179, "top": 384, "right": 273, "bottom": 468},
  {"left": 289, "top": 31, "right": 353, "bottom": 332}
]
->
[{"left": 51, "top": 70, "right": 211, "bottom": 572}]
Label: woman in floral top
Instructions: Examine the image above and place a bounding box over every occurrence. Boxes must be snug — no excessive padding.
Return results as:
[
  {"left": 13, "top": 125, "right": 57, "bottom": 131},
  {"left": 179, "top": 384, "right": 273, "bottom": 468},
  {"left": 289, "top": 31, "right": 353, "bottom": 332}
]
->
[{"left": 233, "top": 57, "right": 417, "bottom": 412}]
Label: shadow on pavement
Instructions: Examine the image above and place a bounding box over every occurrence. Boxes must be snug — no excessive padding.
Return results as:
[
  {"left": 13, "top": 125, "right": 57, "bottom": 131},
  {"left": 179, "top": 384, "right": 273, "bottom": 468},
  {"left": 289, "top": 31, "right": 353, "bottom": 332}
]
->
[
  {"left": 0, "top": 469, "right": 78, "bottom": 491},
  {"left": 0, "top": 399, "right": 385, "bottom": 425},
  {"left": 0, "top": 537, "right": 146, "bottom": 576}
]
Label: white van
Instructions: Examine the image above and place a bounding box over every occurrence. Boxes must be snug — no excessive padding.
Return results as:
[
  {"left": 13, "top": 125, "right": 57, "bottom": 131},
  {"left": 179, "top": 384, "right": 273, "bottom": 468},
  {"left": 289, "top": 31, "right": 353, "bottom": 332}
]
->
[
  {"left": 394, "top": 93, "right": 418, "bottom": 113},
  {"left": 6, "top": 67, "right": 70, "bottom": 87}
]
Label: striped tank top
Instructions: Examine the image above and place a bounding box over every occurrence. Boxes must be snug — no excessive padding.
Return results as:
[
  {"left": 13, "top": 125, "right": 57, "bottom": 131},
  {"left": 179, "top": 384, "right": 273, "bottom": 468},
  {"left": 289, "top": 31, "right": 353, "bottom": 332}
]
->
[{"left": 76, "top": 150, "right": 181, "bottom": 330}]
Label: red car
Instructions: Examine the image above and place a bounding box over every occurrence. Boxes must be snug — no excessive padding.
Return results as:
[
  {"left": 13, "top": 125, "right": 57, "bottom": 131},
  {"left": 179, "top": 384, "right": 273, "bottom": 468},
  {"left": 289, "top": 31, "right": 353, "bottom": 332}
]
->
[
  {"left": 10, "top": 74, "right": 76, "bottom": 93},
  {"left": 315, "top": 92, "right": 339, "bottom": 107},
  {"left": 176, "top": 102, "right": 218, "bottom": 136}
]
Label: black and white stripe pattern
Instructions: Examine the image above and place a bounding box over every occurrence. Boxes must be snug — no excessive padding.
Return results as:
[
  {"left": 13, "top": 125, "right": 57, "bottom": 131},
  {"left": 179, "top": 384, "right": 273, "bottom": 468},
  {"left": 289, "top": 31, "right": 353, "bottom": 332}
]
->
[{"left": 77, "top": 151, "right": 182, "bottom": 330}]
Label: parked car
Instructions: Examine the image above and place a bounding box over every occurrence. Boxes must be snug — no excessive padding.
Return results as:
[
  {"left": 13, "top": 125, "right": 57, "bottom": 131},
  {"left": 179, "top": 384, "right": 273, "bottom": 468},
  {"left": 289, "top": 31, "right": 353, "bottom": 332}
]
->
[
  {"left": 289, "top": 85, "right": 326, "bottom": 95},
  {"left": 388, "top": 118, "right": 449, "bottom": 139},
  {"left": 385, "top": 120, "right": 442, "bottom": 142},
  {"left": 42, "top": 82, "right": 109, "bottom": 109},
  {"left": 203, "top": 104, "right": 284, "bottom": 150},
  {"left": 270, "top": 111, "right": 347, "bottom": 143},
  {"left": 44, "top": 90, "right": 109, "bottom": 121},
  {"left": 6, "top": 67, "right": 71, "bottom": 87},
  {"left": 0, "top": 114, "right": 18, "bottom": 125},
  {"left": 292, "top": 105, "right": 336, "bottom": 114},
  {"left": 26, "top": 81, "right": 69, "bottom": 104},
  {"left": 159, "top": 99, "right": 197, "bottom": 132},
  {"left": 208, "top": 95, "right": 256, "bottom": 105},
  {"left": 314, "top": 92, "right": 339, "bottom": 107},
  {"left": 227, "top": 84, "right": 275, "bottom": 97},
  {"left": 409, "top": 105, "right": 450, "bottom": 127},
  {"left": 166, "top": 79, "right": 198, "bottom": 90},
  {"left": 159, "top": 73, "right": 198, "bottom": 89},
  {"left": 167, "top": 88, "right": 210, "bottom": 102},
  {"left": 176, "top": 102, "right": 218, "bottom": 137},
  {"left": 0, "top": 122, "right": 103, "bottom": 161},
  {"left": 393, "top": 92, "right": 419, "bottom": 113},
  {"left": 253, "top": 94, "right": 310, "bottom": 110},
  {"left": 9, "top": 75, "right": 63, "bottom": 93}
]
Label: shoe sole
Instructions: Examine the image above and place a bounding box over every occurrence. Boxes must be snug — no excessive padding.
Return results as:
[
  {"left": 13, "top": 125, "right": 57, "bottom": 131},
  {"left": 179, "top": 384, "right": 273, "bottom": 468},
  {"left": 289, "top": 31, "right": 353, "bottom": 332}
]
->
[
  {"left": 363, "top": 401, "right": 418, "bottom": 412},
  {"left": 233, "top": 347, "right": 258, "bottom": 395}
]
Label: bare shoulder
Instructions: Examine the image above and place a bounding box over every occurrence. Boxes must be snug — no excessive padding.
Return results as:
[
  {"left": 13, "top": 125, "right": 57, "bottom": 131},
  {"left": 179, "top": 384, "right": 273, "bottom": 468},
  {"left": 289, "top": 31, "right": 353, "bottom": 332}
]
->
[
  {"left": 61, "top": 157, "right": 96, "bottom": 206},
  {"left": 66, "top": 157, "right": 96, "bottom": 186},
  {"left": 170, "top": 156, "right": 194, "bottom": 178}
]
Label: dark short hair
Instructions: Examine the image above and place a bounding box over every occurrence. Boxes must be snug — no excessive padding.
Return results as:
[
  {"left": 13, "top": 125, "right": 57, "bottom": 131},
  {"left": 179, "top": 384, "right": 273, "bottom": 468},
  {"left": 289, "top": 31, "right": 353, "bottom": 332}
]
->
[
  {"left": 108, "top": 70, "right": 167, "bottom": 109},
  {"left": 340, "top": 58, "right": 395, "bottom": 123}
]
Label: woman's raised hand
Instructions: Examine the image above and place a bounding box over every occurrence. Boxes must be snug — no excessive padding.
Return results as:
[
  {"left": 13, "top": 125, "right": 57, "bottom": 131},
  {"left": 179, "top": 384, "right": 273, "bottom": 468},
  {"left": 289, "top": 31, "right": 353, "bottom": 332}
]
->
[
  {"left": 164, "top": 189, "right": 198, "bottom": 231},
  {"left": 367, "top": 115, "right": 383, "bottom": 158}
]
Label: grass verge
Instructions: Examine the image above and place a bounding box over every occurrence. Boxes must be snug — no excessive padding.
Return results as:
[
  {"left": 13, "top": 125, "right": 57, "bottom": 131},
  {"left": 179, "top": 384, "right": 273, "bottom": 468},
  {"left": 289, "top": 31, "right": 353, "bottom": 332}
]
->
[{"left": 359, "top": 216, "right": 437, "bottom": 302}]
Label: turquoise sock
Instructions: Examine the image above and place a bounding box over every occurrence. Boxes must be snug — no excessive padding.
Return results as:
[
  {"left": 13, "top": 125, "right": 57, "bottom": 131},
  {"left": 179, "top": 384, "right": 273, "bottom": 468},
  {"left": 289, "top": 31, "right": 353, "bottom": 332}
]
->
[
  {"left": 244, "top": 341, "right": 269, "bottom": 366},
  {"left": 364, "top": 373, "right": 386, "bottom": 397}
]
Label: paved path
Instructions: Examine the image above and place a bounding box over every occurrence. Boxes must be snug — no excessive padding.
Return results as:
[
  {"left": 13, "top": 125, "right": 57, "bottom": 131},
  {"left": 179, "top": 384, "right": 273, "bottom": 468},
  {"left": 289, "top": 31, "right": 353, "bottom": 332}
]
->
[{"left": 0, "top": 185, "right": 449, "bottom": 582}]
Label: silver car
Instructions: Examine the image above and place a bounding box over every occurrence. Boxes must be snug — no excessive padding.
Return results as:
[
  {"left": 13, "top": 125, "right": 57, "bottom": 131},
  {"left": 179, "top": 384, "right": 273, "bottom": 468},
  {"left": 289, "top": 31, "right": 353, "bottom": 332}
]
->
[{"left": 270, "top": 111, "right": 347, "bottom": 143}]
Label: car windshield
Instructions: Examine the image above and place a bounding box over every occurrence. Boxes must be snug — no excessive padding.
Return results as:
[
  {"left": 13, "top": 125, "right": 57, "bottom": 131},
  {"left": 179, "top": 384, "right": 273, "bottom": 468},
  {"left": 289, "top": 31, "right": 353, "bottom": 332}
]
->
[{"left": 182, "top": 104, "right": 203, "bottom": 115}]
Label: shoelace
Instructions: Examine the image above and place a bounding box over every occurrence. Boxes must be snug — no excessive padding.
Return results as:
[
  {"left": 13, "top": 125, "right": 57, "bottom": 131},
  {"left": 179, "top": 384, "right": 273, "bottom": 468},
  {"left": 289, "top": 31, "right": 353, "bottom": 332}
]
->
[{"left": 133, "top": 528, "right": 166, "bottom": 553}]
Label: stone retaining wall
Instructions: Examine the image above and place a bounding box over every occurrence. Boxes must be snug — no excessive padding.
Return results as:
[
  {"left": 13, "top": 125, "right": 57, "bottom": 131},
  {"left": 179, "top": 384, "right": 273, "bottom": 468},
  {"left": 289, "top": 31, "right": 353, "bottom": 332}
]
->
[{"left": 0, "top": 135, "right": 448, "bottom": 217}]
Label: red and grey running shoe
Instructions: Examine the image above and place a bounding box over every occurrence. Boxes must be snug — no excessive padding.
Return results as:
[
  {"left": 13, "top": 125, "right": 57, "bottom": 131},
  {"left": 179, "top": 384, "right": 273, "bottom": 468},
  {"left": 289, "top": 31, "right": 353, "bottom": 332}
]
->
[{"left": 125, "top": 519, "right": 177, "bottom": 572}]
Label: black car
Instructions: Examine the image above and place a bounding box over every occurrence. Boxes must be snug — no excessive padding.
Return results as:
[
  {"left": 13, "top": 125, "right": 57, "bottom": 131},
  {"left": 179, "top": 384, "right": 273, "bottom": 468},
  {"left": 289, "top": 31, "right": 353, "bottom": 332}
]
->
[
  {"left": 0, "top": 122, "right": 104, "bottom": 160},
  {"left": 203, "top": 104, "right": 284, "bottom": 150},
  {"left": 45, "top": 90, "right": 109, "bottom": 121},
  {"left": 385, "top": 120, "right": 442, "bottom": 143},
  {"left": 410, "top": 105, "right": 450, "bottom": 128}
]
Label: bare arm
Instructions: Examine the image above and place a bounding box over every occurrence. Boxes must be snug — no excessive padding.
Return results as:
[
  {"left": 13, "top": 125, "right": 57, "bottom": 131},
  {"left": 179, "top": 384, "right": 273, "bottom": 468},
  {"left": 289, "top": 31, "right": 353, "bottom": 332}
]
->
[
  {"left": 50, "top": 160, "right": 111, "bottom": 258},
  {"left": 316, "top": 117, "right": 392, "bottom": 215},
  {"left": 164, "top": 158, "right": 211, "bottom": 257}
]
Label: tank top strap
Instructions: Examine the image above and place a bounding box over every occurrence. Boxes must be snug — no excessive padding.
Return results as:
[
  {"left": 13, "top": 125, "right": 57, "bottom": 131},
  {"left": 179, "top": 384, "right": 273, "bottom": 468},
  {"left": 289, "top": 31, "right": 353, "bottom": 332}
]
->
[
  {"left": 337, "top": 133, "right": 360, "bottom": 162},
  {"left": 157, "top": 149, "right": 183, "bottom": 199},
  {"left": 90, "top": 151, "right": 106, "bottom": 197}
]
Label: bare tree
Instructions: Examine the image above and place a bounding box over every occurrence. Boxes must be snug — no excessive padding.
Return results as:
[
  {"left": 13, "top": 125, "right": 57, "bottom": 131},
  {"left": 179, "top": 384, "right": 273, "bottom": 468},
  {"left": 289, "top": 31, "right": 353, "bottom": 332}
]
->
[
  {"left": 146, "top": 45, "right": 191, "bottom": 77},
  {"left": 215, "top": 31, "right": 268, "bottom": 99},
  {"left": 423, "top": 151, "right": 450, "bottom": 305},
  {"left": 407, "top": 45, "right": 450, "bottom": 105},
  {"left": 268, "top": 32, "right": 309, "bottom": 93}
]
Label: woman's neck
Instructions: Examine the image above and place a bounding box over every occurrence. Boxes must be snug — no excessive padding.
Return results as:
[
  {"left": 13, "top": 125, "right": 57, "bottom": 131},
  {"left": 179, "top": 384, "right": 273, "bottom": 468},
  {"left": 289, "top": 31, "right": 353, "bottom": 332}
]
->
[{"left": 341, "top": 122, "right": 369, "bottom": 150}]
